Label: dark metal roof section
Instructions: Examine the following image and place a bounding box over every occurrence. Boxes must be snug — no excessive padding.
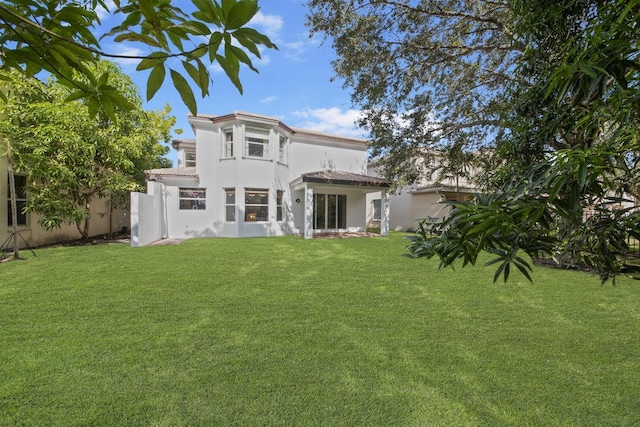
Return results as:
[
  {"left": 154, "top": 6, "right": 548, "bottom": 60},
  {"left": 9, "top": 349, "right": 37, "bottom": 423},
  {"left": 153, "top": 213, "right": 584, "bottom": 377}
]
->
[{"left": 299, "top": 170, "right": 390, "bottom": 188}]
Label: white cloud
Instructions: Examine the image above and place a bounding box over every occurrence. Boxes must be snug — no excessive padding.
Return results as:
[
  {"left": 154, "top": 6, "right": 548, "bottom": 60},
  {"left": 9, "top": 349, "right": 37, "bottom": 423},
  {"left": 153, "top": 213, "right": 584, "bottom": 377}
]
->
[
  {"left": 248, "top": 11, "right": 320, "bottom": 62},
  {"left": 106, "top": 45, "right": 145, "bottom": 68},
  {"left": 261, "top": 95, "right": 277, "bottom": 104},
  {"left": 95, "top": 0, "right": 116, "bottom": 22},
  {"left": 282, "top": 33, "right": 322, "bottom": 62},
  {"left": 249, "top": 11, "right": 284, "bottom": 41},
  {"left": 292, "top": 108, "right": 365, "bottom": 138}
]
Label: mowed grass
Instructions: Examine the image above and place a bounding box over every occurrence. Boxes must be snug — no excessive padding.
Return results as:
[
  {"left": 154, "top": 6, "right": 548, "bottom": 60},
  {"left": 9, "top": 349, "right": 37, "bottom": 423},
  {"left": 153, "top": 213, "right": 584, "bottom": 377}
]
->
[{"left": 1, "top": 233, "right": 639, "bottom": 426}]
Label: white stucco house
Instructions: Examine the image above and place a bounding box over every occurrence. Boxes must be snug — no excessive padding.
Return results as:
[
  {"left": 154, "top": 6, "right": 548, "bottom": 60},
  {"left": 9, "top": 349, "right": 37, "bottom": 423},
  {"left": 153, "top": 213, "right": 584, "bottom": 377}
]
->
[{"left": 130, "top": 111, "right": 390, "bottom": 246}]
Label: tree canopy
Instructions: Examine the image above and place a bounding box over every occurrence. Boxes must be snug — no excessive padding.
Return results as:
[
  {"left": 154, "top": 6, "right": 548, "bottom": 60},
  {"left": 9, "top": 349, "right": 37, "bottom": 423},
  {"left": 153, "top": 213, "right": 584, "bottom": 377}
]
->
[
  {"left": 0, "top": 61, "right": 175, "bottom": 240},
  {"left": 308, "top": 0, "right": 640, "bottom": 283},
  {"left": 0, "top": 0, "right": 278, "bottom": 120},
  {"left": 306, "top": 0, "right": 521, "bottom": 185}
]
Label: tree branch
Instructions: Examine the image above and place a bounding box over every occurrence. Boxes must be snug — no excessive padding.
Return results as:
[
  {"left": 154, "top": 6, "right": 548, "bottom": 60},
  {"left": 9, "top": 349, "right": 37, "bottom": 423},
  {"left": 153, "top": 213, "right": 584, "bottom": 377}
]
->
[{"left": 0, "top": 4, "right": 217, "bottom": 62}]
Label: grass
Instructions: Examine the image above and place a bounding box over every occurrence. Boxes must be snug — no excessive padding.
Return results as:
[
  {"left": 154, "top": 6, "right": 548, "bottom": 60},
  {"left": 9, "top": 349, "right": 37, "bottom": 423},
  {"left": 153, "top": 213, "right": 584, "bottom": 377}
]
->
[{"left": 1, "top": 233, "right": 640, "bottom": 426}]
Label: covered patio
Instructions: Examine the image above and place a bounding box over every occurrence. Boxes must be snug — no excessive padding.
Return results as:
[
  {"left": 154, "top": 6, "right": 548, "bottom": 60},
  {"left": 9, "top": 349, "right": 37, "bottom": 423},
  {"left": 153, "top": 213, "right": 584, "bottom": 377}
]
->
[{"left": 290, "top": 170, "right": 390, "bottom": 239}]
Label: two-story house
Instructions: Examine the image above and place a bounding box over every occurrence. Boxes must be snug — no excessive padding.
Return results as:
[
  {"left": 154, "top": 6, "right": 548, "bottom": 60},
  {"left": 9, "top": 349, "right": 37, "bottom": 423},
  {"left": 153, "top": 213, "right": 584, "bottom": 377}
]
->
[{"left": 130, "top": 111, "right": 390, "bottom": 246}]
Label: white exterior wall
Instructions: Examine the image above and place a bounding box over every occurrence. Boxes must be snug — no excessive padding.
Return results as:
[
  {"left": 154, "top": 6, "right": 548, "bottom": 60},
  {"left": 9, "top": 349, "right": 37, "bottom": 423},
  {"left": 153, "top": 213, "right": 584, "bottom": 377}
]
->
[
  {"left": 131, "top": 182, "right": 165, "bottom": 247},
  {"left": 289, "top": 138, "right": 367, "bottom": 177},
  {"left": 368, "top": 189, "right": 449, "bottom": 232}
]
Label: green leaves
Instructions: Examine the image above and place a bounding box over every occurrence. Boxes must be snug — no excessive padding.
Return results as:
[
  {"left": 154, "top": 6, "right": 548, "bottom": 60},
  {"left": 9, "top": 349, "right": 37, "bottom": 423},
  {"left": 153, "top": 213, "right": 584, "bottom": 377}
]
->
[
  {"left": 147, "top": 63, "right": 166, "bottom": 101},
  {"left": 225, "top": 0, "right": 259, "bottom": 30},
  {"left": 401, "top": 0, "right": 640, "bottom": 285},
  {"left": 170, "top": 69, "right": 196, "bottom": 118},
  {"left": 406, "top": 140, "right": 640, "bottom": 284},
  {"left": 486, "top": 248, "right": 533, "bottom": 284},
  {"left": 1, "top": 0, "right": 277, "bottom": 117}
]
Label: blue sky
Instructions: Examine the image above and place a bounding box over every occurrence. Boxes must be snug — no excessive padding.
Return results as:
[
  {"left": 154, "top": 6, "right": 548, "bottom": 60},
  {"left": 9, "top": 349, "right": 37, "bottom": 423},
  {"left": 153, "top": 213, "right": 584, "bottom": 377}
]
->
[{"left": 97, "top": 1, "right": 363, "bottom": 166}]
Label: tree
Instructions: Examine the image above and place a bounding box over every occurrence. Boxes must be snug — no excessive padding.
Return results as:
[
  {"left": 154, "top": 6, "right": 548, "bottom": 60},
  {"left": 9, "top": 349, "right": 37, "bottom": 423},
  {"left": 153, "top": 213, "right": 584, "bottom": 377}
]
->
[
  {"left": 309, "top": 0, "right": 640, "bottom": 283},
  {"left": 431, "top": 142, "right": 477, "bottom": 201},
  {"left": 306, "top": 0, "right": 522, "bottom": 186},
  {"left": 0, "top": 61, "right": 175, "bottom": 241},
  {"left": 405, "top": 0, "right": 640, "bottom": 283},
  {"left": 0, "top": 0, "right": 277, "bottom": 120}
]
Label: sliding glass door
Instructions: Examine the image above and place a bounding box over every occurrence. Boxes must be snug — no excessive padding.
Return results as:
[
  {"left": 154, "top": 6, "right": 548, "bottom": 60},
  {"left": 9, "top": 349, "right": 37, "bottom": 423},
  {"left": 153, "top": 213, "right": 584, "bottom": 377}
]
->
[{"left": 314, "top": 193, "right": 346, "bottom": 229}]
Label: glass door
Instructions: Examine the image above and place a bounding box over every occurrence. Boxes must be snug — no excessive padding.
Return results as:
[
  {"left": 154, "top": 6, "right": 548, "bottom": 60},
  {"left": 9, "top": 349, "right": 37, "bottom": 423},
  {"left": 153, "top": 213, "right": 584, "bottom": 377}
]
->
[{"left": 313, "top": 193, "right": 346, "bottom": 229}]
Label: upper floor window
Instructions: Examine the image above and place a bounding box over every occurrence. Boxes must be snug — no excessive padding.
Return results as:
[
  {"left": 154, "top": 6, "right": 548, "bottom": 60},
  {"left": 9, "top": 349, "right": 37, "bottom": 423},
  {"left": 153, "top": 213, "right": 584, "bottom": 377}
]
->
[
  {"left": 223, "top": 129, "right": 234, "bottom": 158},
  {"left": 245, "top": 188, "right": 269, "bottom": 222},
  {"left": 7, "top": 174, "right": 27, "bottom": 226},
  {"left": 278, "top": 135, "right": 287, "bottom": 163},
  {"left": 245, "top": 128, "right": 270, "bottom": 159},
  {"left": 184, "top": 150, "right": 196, "bottom": 167},
  {"left": 179, "top": 188, "right": 206, "bottom": 210}
]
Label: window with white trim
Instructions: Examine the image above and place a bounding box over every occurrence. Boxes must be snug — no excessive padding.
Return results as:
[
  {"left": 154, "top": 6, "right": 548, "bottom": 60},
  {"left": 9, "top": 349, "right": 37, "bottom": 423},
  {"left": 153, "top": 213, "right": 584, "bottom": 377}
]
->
[
  {"left": 179, "top": 188, "right": 206, "bottom": 210},
  {"left": 223, "top": 129, "right": 234, "bottom": 158},
  {"left": 372, "top": 199, "right": 382, "bottom": 221},
  {"left": 225, "top": 188, "right": 235, "bottom": 221},
  {"left": 245, "top": 188, "right": 269, "bottom": 222},
  {"left": 245, "top": 127, "right": 270, "bottom": 159},
  {"left": 7, "top": 174, "right": 27, "bottom": 226},
  {"left": 184, "top": 150, "right": 196, "bottom": 167},
  {"left": 277, "top": 190, "right": 284, "bottom": 221}
]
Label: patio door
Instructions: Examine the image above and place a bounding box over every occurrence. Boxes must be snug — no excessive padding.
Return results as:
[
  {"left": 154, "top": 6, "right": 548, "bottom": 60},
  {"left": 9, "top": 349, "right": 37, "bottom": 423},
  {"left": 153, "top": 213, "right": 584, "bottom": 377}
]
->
[{"left": 313, "top": 193, "right": 346, "bottom": 229}]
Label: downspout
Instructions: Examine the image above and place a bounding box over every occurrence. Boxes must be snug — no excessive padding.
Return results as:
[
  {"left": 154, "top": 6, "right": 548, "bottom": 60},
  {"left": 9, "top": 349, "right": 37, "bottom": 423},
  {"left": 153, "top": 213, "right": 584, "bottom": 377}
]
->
[
  {"left": 162, "top": 183, "right": 168, "bottom": 239},
  {"left": 304, "top": 185, "right": 314, "bottom": 239}
]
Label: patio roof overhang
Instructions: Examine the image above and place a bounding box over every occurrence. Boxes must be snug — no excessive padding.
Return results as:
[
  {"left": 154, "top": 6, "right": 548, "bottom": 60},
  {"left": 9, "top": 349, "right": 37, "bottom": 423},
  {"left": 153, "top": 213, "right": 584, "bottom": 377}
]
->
[
  {"left": 145, "top": 167, "right": 199, "bottom": 185},
  {"left": 290, "top": 170, "right": 390, "bottom": 191},
  {"left": 409, "top": 185, "right": 477, "bottom": 195}
]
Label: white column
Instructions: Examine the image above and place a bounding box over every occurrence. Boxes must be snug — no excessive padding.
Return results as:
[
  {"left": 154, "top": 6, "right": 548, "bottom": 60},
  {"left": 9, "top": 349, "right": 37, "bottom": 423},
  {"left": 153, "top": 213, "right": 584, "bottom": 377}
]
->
[
  {"left": 304, "top": 186, "right": 314, "bottom": 239},
  {"left": 381, "top": 190, "right": 389, "bottom": 236}
]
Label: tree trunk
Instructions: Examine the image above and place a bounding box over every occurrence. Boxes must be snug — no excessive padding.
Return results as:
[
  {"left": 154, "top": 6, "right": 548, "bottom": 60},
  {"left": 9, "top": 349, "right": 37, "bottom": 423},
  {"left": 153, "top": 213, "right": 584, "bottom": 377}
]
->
[
  {"left": 83, "top": 195, "right": 91, "bottom": 242},
  {"left": 7, "top": 143, "right": 20, "bottom": 259},
  {"left": 109, "top": 193, "right": 114, "bottom": 237}
]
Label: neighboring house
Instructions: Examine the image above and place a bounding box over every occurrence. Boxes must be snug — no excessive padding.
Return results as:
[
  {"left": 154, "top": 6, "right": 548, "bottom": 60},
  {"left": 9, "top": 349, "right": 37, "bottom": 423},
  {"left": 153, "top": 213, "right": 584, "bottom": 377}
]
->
[
  {"left": 1, "top": 154, "right": 128, "bottom": 249},
  {"left": 366, "top": 158, "right": 479, "bottom": 232},
  {"left": 131, "top": 111, "right": 390, "bottom": 246}
]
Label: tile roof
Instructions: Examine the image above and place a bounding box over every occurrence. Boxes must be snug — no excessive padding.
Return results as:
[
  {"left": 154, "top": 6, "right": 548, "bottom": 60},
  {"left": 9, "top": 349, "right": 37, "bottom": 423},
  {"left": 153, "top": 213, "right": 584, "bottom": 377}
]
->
[{"left": 189, "top": 111, "right": 368, "bottom": 147}]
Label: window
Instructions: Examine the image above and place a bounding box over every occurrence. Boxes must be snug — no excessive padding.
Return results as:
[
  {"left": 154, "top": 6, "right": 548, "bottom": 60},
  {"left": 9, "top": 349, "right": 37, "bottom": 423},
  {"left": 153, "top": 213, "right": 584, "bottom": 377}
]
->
[
  {"left": 277, "top": 190, "right": 284, "bottom": 221},
  {"left": 7, "top": 174, "right": 27, "bottom": 226},
  {"left": 314, "top": 194, "right": 346, "bottom": 229},
  {"left": 223, "top": 129, "right": 234, "bottom": 158},
  {"left": 179, "top": 188, "right": 206, "bottom": 210},
  {"left": 245, "top": 128, "right": 269, "bottom": 159},
  {"left": 372, "top": 199, "right": 382, "bottom": 221},
  {"left": 278, "top": 135, "right": 287, "bottom": 163},
  {"left": 244, "top": 188, "right": 269, "bottom": 222},
  {"left": 225, "top": 188, "right": 235, "bottom": 221},
  {"left": 184, "top": 150, "right": 196, "bottom": 167}
]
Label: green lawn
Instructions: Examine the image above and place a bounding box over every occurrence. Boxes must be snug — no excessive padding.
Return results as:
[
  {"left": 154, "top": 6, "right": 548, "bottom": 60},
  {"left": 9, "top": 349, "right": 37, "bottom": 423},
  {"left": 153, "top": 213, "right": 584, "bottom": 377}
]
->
[{"left": 1, "top": 233, "right": 639, "bottom": 426}]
